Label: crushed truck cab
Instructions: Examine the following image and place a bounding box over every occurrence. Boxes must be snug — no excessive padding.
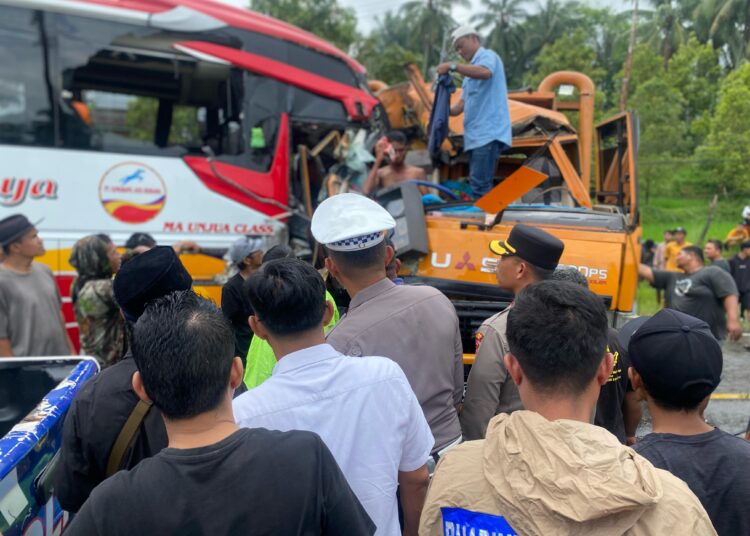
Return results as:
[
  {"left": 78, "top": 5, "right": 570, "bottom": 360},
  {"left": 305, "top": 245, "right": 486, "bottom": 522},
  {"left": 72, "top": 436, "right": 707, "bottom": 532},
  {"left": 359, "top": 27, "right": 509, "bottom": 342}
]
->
[
  {"left": 375, "top": 70, "right": 641, "bottom": 355},
  {"left": 408, "top": 204, "right": 641, "bottom": 355}
]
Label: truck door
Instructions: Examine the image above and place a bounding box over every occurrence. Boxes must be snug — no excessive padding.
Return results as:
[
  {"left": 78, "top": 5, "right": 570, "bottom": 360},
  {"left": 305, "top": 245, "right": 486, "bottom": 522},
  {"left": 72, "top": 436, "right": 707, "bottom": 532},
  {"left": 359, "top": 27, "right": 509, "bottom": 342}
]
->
[{"left": 594, "top": 111, "right": 639, "bottom": 227}]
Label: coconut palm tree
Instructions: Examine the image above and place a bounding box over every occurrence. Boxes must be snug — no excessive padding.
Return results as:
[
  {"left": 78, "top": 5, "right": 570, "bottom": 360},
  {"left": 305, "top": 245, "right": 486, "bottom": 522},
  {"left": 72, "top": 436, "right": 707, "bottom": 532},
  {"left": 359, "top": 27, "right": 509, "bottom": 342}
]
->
[
  {"left": 471, "top": 0, "right": 527, "bottom": 58},
  {"left": 400, "top": 0, "right": 468, "bottom": 73},
  {"left": 707, "top": 0, "right": 750, "bottom": 67},
  {"left": 643, "top": 0, "right": 689, "bottom": 66}
]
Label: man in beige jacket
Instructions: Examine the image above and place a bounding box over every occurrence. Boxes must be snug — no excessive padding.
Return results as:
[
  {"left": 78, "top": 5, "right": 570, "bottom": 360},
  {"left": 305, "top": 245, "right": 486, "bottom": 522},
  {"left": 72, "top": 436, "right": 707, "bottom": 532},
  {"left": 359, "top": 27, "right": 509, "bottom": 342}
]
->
[{"left": 420, "top": 280, "right": 716, "bottom": 536}]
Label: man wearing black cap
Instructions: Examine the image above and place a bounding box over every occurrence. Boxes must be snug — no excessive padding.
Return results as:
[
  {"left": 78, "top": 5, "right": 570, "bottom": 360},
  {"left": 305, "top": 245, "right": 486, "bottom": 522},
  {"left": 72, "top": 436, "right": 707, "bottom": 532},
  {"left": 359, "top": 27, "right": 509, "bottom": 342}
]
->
[
  {"left": 55, "top": 246, "right": 192, "bottom": 512},
  {"left": 460, "top": 223, "right": 564, "bottom": 440},
  {"left": 639, "top": 245, "right": 741, "bottom": 341},
  {"left": 623, "top": 309, "right": 750, "bottom": 536},
  {"left": 0, "top": 214, "right": 74, "bottom": 357}
]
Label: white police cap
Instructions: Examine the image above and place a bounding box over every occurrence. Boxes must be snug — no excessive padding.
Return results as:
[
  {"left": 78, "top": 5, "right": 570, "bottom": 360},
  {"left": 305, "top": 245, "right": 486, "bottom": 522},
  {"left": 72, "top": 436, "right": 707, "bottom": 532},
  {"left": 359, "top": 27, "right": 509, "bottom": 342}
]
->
[{"left": 311, "top": 193, "right": 396, "bottom": 252}]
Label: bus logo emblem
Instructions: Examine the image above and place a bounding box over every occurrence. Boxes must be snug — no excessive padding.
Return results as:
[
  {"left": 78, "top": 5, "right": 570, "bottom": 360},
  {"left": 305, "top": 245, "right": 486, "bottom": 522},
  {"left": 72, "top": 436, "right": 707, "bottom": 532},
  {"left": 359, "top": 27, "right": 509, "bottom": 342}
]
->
[{"left": 98, "top": 162, "right": 166, "bottom": 224}]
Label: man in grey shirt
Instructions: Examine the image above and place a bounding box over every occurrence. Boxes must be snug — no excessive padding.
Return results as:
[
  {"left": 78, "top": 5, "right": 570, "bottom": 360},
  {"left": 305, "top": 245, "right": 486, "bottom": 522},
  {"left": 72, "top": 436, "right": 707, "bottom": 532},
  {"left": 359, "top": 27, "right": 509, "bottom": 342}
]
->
[
  {"left": 639, "top": 245, "right": 741, "bottom": 341},
  {"left": 0, "top": 214, "right": 73, "bottom": 357},
  {"left": 312, "top": 194, "right": 463, "bottom": 455}
]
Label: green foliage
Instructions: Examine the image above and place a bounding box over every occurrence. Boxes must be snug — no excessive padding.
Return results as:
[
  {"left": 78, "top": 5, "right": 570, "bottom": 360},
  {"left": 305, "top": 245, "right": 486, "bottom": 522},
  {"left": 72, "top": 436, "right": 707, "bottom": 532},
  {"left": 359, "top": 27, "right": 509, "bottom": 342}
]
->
[
  {"left": 527, "top": 29, "right": 606, "bottom": 88},
  {"left": 664, "top": 34, "right": 722, "bottom": 148},
  {"left": 250, "top": 0, "right": 358, "bottom": 51},
  {"left": 124, "top": 99, "right": 199, "bottom": 146},
  {"left": 400, "top": 0, "right": 468, "bottom": 74},
  {"left": 617, "top": 44, "right": 664, "bottom": 99},
  {"left": 630, "top": 78, "right": 688, "bottom": 197},
  {"left": 631, "top": 79, "right": 687, "bottom": 155},
  {"left": 698, "top": 0, "right": 750, "bottom": 68},
  {"left": 471, "top": 0, "right": 527, "bottom": 82},
  {"left": 355, "top": 41, "right": 423, "bottom": 85},
  {"left": 639, "top": 0, "right": 689, "bottom": 66},
  {"left": 697, "top": 63, "right": 750, "bottom": 193}
]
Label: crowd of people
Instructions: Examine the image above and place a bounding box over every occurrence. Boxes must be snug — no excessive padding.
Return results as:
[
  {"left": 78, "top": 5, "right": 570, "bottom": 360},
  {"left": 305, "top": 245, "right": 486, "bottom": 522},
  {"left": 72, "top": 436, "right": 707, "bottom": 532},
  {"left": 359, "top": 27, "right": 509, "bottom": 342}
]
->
[
  {"left": 643, "top": 221, "right": 750, "bottom": 346},
  {"left": 1, "top": 26, "right": 749, "bottom": 536},
  {"left": 2, "top": 189, "right": 750, "bottom": 534}
]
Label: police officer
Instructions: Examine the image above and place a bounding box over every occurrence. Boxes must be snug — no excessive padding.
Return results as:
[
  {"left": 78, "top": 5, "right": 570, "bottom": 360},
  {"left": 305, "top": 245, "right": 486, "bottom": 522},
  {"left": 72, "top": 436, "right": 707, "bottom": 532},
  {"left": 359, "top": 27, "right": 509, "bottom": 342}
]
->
[
  {"left": 313, "top": 193, "right": 464, "bottom": 457},
  {"left": 460, "top": 224, "right": 564, "bottom": 440}
]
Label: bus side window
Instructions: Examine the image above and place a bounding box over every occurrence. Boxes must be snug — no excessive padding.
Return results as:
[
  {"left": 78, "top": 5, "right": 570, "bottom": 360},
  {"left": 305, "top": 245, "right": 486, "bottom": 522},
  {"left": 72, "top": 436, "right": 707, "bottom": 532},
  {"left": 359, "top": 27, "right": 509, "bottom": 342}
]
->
[
  {"left": 0, "top": 7, "right": 55, "bottom": 147},
  {"left": 52, "top": 12, "right": 242, "bottom": 159}
]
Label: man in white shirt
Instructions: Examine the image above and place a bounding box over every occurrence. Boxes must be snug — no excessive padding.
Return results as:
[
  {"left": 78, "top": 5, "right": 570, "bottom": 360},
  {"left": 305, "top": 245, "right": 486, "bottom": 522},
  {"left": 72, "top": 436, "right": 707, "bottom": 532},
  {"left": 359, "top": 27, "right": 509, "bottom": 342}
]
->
[{"left": 233, "top": 258, "right": 433, "bottom": 536}]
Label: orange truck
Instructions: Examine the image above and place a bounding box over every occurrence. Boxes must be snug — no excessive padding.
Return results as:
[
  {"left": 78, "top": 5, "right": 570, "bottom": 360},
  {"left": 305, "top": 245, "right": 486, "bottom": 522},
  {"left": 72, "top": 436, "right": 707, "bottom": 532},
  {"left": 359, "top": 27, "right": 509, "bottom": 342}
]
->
[{"left": 373, "top": 68, "right": 641, "bottom": 354}]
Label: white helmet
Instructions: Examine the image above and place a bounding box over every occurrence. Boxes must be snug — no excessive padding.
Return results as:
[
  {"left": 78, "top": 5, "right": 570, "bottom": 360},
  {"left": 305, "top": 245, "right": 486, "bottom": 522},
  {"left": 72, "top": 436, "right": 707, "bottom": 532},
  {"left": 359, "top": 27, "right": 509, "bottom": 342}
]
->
[{"left": 743, "top": 205, "right": 750, "bottom": 221}]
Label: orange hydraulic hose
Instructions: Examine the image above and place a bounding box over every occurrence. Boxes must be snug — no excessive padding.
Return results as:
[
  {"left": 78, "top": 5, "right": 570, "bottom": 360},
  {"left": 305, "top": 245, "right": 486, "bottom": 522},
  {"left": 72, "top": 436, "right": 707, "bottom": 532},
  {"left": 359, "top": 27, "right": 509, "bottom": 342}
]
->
[{"left": 538, "top": 72, "right": 595, "bottom": 190}]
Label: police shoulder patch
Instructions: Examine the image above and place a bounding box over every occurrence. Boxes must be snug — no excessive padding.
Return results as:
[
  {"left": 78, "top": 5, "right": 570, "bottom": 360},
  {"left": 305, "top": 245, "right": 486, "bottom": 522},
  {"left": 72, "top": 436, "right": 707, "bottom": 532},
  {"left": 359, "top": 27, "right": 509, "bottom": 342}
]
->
[{"left": 475, "top": 331, "right": 485, "bottom": 352}]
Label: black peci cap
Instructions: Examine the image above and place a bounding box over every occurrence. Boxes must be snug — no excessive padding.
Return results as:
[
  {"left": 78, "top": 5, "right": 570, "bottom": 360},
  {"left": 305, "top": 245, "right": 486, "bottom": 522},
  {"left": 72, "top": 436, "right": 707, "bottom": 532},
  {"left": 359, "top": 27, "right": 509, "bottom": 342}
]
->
[
  {"left": 0, "top": 214, "right": 42, "bottom": 247},
  {"left": 113, "top": 246, "right": 192, "bottom": 322},
  {"left": 619, "top": 309, "right": 722, "bottom": 406},
  {"left": 489, "top": 224, "right": 564, "bottom": 270}
]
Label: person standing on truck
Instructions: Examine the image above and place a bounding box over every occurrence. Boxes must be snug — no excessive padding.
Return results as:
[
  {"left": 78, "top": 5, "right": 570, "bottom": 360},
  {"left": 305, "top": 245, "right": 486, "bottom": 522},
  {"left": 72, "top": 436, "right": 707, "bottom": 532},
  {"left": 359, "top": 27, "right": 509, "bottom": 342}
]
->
[
  {"left": 0, "top": 214, "right": 75, "bottom": 357},
  {"left": 55, "top": 247, "right": 191, "bottom": 512},
  {"left": 436, "top": 26, "right": 511, "bottom": 199},
  {"left": 66, "top": 290, "right": 374, "bottom": 536},
  {"left": 362, "top": 131, "right": 427, "bottom": 195},
  {"left": 419, "top": 282, "right": 716, "bottom": 536},
  {"left": 221, "top": 236, "right": 264, "bottom": 363},
  {"left": 460, "top": 223, "right": 563, "bottom": 440},
  {"left": 69, "top": 234, "right": 126, "bottom": 368},
  {"left": 234, "top": 259, "right": 432, "bottom": 536},
  {"left": 639, "top": 245, "right": 741, "bottom": 341},
  {"left": 664, "top": 227, "right": 691, "bottom": 271},
  {"left": 729, "top": 241, "right": 750, "bottom": 324},
  {"left": 624, "top": 309, "right": 750, "bottom": 536},
  {"left": 314, "top": 194, "right": 464, "bottom": 460}
]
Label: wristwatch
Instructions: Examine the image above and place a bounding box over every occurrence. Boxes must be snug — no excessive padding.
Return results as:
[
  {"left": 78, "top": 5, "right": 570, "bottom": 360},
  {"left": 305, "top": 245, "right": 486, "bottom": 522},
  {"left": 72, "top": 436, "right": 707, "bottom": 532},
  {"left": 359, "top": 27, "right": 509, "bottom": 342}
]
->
[{"left": 449, "top": 63, "right": 457, "bottom": 73}]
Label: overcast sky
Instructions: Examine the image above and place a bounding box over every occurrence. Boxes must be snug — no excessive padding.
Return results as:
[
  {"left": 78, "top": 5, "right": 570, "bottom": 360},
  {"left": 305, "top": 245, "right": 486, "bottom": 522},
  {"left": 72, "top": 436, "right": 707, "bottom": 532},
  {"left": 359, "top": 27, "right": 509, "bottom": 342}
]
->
[{"left": 217, "top": 0, "right": 643, "bottom": 34}]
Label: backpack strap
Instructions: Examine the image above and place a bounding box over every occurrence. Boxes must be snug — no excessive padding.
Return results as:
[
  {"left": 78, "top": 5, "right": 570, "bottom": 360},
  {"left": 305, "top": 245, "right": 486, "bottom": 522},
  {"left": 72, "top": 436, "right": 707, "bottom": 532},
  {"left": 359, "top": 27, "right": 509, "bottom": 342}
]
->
[{"left": 106, "top": 399, "right": 152, "bottom": 477}]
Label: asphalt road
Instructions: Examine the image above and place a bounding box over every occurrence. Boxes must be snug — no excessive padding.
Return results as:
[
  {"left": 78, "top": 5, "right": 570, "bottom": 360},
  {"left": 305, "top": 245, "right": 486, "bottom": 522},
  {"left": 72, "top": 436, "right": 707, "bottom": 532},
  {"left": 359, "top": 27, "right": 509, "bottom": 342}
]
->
[{"left": 636, "top": 336, "right": 750, "bottom": 439}]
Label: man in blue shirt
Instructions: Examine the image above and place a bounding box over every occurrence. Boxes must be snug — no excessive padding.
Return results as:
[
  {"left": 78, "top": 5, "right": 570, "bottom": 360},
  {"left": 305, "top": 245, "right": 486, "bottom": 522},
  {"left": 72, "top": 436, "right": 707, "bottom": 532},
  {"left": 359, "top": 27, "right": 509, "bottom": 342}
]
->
[{"left": 438, "top": 26, "right": 512, "bottom": 198}]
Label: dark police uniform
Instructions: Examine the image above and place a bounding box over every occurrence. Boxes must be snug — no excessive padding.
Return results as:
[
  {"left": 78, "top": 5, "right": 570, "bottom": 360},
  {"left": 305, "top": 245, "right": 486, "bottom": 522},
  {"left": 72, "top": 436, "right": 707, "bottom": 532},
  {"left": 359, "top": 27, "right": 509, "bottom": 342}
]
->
[{"left": 460, "top": 224, "right": 564, "bottom": 440}]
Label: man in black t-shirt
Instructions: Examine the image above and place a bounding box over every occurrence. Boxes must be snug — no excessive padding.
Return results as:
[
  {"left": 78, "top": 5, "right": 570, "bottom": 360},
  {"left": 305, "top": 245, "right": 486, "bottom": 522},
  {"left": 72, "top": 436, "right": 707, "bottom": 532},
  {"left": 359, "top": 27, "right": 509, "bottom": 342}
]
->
[
  {"left": 552, "top": 267, "right": 642, "bottom": 443},
  {"left": 221, "top": 236, "right": 264, "bottom": 362},
  {"left": 55, "top": 246, "right": 192, "bottom": 512},
  {"left": 639, "top": 245, "right": 741, "bottom": 340},
  {"left": 622, "top": 309, "right": 750, "bottom": 536},
  {"left": 66, "top": 290, "right": 373, "bottom": 536},
  {"left": 595, "top": 330, "right": 641, "bottom": 444}
]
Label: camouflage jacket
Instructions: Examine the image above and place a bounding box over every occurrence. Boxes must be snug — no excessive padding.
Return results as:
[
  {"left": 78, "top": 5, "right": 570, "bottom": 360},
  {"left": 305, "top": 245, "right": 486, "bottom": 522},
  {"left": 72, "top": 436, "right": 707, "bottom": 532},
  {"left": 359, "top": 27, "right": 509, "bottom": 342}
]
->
[{"left": 74, "top": 279, "right": 126, "bottom": 368}]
